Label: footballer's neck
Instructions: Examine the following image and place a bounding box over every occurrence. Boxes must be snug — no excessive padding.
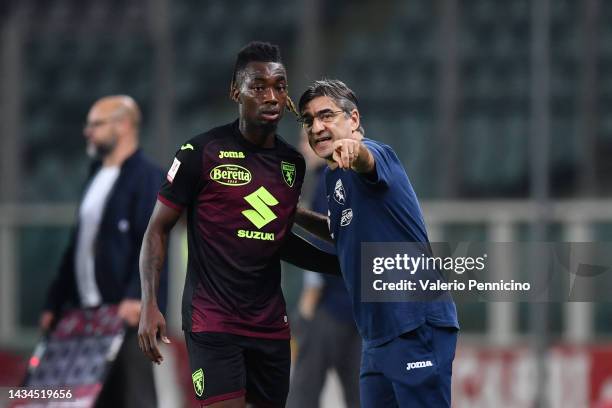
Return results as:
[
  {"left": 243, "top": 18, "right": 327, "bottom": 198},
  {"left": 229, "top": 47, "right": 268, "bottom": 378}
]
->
[{"left": 240, "top": 120, "right": 276, "bottom": 148}]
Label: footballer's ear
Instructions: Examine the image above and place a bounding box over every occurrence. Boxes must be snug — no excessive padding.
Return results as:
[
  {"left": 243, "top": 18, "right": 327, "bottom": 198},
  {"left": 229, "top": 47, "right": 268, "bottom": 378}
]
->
[{"left": 230, "top": 82, "right": 240, "bottom": 103}]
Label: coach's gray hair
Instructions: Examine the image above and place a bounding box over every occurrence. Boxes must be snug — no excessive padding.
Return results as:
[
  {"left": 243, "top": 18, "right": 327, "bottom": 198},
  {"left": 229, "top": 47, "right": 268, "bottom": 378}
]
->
[{"left": 298, "top": 79, "right": 365, "bottom": 135}]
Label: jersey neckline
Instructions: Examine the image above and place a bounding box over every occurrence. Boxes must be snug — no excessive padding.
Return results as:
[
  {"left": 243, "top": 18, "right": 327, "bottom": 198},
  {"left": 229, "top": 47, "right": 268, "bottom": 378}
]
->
[{"left": 231, "top": 119, "right": 280, "bottom": 153}]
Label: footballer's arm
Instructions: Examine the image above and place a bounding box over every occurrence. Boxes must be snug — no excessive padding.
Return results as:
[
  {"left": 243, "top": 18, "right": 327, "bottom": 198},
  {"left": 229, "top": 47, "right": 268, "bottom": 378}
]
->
[
  {"left": 294, "top": 207, "right": 332, "bottom": 243},
  {"left": 138, "top": 201, "right": 180, "bottom": 364},
  {"left": 280, "top": 231, "right": 341, "bottom": 276}
]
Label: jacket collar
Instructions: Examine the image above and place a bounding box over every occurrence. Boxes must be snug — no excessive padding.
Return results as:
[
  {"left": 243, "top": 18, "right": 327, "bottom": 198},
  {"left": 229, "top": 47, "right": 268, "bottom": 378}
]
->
[{"left": 88, "top": 149, "right": 142, "bottom": 176}]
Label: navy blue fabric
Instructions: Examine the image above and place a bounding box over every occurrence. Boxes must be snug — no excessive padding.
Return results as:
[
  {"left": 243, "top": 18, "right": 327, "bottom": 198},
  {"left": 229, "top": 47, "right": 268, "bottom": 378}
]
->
[
  {"left": 360, "top": 323, "right": 458, "bottom": 407},
  {"left": 325, "top": 139, "right": 459, "bottom": 348},
  {"left": 45, "top": 150, "right": 169, "bottom": 313},
  {"left": 309, "top": 165, "right": 354, "bottom": 323}
]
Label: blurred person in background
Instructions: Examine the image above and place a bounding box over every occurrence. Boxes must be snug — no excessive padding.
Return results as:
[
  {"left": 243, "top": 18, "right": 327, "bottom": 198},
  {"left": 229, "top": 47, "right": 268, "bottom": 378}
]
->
[
  {"left": 287, "top": 133, "right": 361, "bottom": 408},
  {"left": 138, "top": 41, "right": 340, "bottom": 408},
  {"left": 40, "top": 95, "right": 167, "bottom": 408},
  {"left": 295, "top": 80, "right": 459, "bottom": 408}
]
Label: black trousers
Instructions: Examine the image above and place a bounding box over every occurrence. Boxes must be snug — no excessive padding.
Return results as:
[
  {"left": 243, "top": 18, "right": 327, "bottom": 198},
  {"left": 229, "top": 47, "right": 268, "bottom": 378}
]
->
[
  {"left": 287, "top": 308, "right": 361, "bottom": 408},
  {"left": 96, "top": 328, "right": 158, "bottom": 408}
]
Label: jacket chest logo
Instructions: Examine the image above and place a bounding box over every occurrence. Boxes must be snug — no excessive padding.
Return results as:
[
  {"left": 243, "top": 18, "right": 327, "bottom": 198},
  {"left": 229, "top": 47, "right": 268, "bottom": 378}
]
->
[
  {"left": 333, "top": 179, "right": 346, "bottom": 205},
  {"left": 340, "top": 209, "right": 353, "bottom": 227}
]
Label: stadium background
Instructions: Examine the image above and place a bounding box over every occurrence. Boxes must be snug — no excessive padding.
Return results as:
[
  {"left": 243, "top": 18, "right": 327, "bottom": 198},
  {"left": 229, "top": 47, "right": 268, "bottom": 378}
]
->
[{"left": 0, "top": 0, "right": 611, "bottom": 406}]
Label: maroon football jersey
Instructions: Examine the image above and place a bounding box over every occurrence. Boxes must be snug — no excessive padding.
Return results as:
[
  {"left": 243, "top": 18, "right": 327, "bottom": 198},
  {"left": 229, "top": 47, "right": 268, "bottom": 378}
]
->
[{"left": 158, "top": 121, "right": 305, "bottom": 339}]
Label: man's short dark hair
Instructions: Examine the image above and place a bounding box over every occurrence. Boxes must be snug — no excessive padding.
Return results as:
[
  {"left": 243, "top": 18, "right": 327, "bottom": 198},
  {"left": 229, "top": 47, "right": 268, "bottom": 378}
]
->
[
  {"left": 298, "top": 79, "right": 364, "bottom": 134},
  {"left": 230, "top": 41, "right": 299, "bottom": 116},
  {"left": 231, "top": 41, "right": 282, "bottom": 89}
]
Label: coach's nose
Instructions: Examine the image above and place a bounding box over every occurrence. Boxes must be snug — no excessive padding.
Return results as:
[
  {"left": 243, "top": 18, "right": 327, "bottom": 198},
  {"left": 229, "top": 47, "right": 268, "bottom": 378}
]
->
[{"left": 311, "top": 116, "right": 326, "bottom": 134}]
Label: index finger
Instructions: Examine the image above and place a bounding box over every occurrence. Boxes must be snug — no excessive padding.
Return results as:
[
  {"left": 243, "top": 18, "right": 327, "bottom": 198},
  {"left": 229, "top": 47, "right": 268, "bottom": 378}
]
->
[
  {"left": 340, "top": 144, "right": 350, "bottom": 168},
  {"left": 332, "top": 144, "right": 343, "bottom": 168}
]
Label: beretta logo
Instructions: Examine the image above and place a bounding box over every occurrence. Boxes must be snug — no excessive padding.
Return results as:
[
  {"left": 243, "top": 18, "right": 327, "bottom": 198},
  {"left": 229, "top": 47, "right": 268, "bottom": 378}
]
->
[{"left": 210, "top": 164, "right": 252, "bottom": 186}]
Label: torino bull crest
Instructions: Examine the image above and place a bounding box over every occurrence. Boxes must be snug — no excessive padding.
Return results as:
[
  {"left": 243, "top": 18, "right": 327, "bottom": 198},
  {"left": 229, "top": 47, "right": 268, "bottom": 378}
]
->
[
  {"left": 281, "top": 161, "right": 296, "bottom": 187},
  {"left": 192, "top": 368, "right": 204, "bottom": 397}
]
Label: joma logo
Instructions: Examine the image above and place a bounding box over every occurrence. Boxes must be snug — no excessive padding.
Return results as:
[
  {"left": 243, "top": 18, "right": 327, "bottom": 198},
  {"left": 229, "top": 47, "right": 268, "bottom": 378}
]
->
[
  {"left": 219, "top": 150, "right": 245, "bottom": 159},
  {"left": 406, "top": 360, "right": 433, "bottom": 371}
]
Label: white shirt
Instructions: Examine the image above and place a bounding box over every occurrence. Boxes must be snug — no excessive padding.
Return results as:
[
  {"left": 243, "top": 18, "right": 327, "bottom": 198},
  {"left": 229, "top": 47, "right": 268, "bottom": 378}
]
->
[{"left": 74, "top": 166, "right": 120, "bottom": 307}]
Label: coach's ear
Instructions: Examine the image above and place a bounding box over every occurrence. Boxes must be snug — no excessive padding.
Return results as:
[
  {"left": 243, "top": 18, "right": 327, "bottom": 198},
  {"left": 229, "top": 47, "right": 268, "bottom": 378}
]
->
[{"left": 350, "top": 108, "right": 360, "bottom": 133}]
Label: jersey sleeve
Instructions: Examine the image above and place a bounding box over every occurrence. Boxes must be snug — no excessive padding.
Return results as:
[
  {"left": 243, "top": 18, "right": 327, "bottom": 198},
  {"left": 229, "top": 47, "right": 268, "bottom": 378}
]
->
[
  {"left": 360, "top": 139, "right": 399, "bottom": 188},
  {"left": 157, "top": 141, "right": 203, "bottom": 211}
]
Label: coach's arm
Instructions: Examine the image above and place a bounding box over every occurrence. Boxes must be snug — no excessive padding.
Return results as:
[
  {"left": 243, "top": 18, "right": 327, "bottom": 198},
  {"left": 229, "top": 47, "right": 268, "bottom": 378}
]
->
[{"left": 138, "top": 201, "right": 179, "bottom": 364}]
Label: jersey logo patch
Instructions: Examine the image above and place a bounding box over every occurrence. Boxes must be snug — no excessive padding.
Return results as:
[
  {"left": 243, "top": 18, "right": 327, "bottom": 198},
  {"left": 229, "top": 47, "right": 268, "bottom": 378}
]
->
[
  {"left": 333, "top": 179, "right": 346, "bottom": 205},
  {"left": 218, "top": 150, "right": 245, "bottom": 159},
  {"left": 192, "top": 368, "right": 204, "bottom": 397},
  {"left": 242, "top": 186, "right": 279, "bottom": 229},
  {"left": 340, "top": 208, "right": 353, "bottom": 227},
  {"left": 281, "top": 161, "right": 296, "bottom": 187},
  {"left": 210, "top": 164, "right": 252, "bottom": 186},
  {"left": 167, "top": 158, "right": 181, "bottom": 183},
  {"left": 406, "top": 360, "right": 433, "bottom": 371},
  {"left": 180, "top": 143, "right": 194, "bottom": 151}
]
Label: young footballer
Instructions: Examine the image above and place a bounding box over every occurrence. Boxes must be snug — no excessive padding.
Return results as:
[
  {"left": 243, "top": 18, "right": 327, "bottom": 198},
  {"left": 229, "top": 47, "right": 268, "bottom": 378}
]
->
[{"left": 138, "top": 42, "right": 339, "bottom": 408}]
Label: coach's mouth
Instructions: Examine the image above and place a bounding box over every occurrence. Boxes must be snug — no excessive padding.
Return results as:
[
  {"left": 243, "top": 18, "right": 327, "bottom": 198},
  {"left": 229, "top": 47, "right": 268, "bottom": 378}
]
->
[
  {"left": 313, "top": 135, "right": 333, "bottom": 154},
  {"left": 315, "top": 135, "right": 332, "bottom": 145}
]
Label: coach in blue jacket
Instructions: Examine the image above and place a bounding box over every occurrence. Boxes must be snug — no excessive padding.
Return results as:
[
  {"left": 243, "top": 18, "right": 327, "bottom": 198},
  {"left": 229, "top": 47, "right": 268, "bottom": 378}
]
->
[{"left": 41, "top": 95, "right": 167, "bottom": 408}]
